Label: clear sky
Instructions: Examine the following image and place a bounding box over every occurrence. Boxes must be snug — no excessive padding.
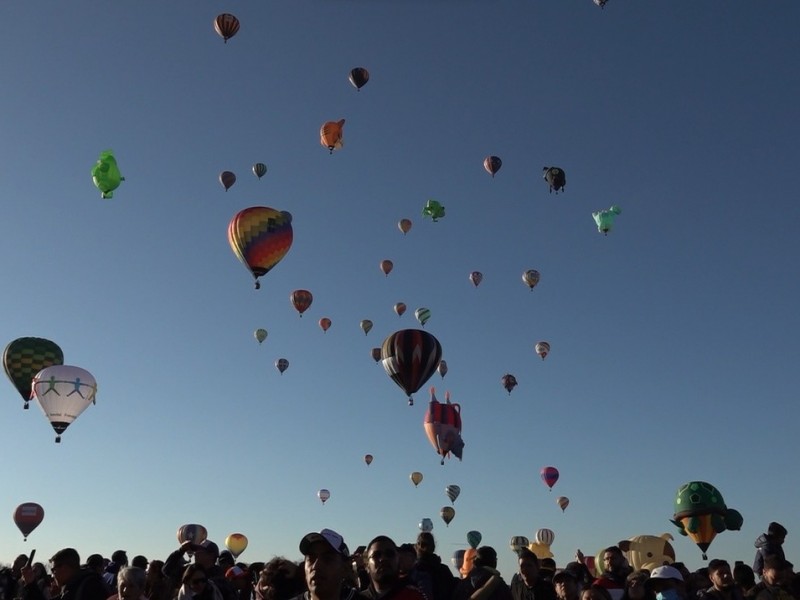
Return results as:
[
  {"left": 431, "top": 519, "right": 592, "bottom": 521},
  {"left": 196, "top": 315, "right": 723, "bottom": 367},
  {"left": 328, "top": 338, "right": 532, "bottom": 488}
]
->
[{"left": 1, "top": 0, "right": 798, "bottom": 579}]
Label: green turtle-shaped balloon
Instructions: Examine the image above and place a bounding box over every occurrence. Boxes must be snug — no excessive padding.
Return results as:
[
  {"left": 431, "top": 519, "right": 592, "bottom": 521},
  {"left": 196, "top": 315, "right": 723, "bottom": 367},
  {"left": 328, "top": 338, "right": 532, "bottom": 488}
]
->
[
  {"left": 91, "top": 150, "right": 125, "bottom": 199},
  {"left": 669, "top": 481, "right": 742, "bottom": 559}
]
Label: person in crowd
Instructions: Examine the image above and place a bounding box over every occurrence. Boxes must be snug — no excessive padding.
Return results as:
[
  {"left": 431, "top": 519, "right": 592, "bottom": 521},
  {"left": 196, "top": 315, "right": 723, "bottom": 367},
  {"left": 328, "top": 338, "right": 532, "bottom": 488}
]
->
[
  {"left": 582, "top": 587, "right": 614, "bottom": 600},
  {"left": 754, "top": 525, "right": 788, "bottom": 580},
  {"left": 225, "top": 567, "right": 252, "bottom": 600},
  {"left": 105, "top": 553, "right": 129, "bottom": 592},
  {"left": 131, "top": 560, "right": 148, "bottom": 573},
  {"left": 163, "top": 541, "right": 235, "bottom": 600},
  {"left": 553, "top": 569, "right": 581, "bottom": 600},
  {"left": 699, "top": 560, "right": 745, "bottom": 600},
  {"left": 453, "top": 546, "right": 512, "bottom": 600},
  {"left": 646, "top": 567, "right": 686, "bottom": 600},
  {"left": 21, "top": 548, "right": 108, "bottom": 600},
  {"left": 413, "top": 534, "right": 455, "bottom": 600},
  {"left": 594, "top": 548, "right": 632, "bottom": 600},
  {"left": 178, "top": 566, "right": 222, "bottom": 600},
  {"left": 362, "top": 536, "right": 426, "bottom": 600},
  {"left": 396, "top": 544, "right": 431, "bottom": 600},
  {"left": 621, "top": 571, "right": 651, "bottom": 600},
  {"left": 510, "top": 549, "right": 556, "bottom": 600},
  {"left": 109, "top": 567, "right": 148, "bottom": 600},
  {"left": 255, "top": 558, "right": 305, "bottom": 600},
  {"left": 746, "top": 557, "right": 793, "bottom": 600},
  {"left": 144, "top": 561, "right": 172, "bottom": 600},
  {"left": 733, "top": 565, "right": 756, "bottom": 596},
  {"left": 293, "top": 528, "right": 365, "bottom": 600}
]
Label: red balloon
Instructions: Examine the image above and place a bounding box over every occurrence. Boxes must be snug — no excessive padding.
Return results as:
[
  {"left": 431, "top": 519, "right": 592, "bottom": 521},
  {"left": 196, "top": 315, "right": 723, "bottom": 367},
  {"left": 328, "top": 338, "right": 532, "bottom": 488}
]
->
[
  {"left": 14, "top": 502, "right": 44, "bottom": 540},
  {"left": 290, "top": 290, "right": 313, "bottom": 316},
  {"left": 540, "top": 466, "right": 559, "bottom": 490}
]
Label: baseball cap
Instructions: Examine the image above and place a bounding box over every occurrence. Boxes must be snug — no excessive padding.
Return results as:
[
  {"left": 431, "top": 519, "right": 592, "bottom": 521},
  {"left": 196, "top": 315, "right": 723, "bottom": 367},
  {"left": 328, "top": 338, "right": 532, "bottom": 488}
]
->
[
  {"left": 299, "top": 529, "right": 349, "bottom": 557},
  {"left": 650, "top": 566, "right": 684, "bottom": 582},
  {"left": 193, "top": 539, "right": 220, "bottom": 557},
  {"left": 553, "top": 570, "right": 576, "bottom": 584}
]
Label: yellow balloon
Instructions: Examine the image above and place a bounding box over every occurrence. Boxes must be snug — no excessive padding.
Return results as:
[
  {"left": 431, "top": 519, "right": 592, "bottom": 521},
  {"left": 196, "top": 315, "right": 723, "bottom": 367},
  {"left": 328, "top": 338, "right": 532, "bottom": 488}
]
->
[
  {"left": 527, "top": 542, "right": 553, "bottom": 559},
  {"left": 410, "top": 471, "right": 423, "bottom": 487},
  {"left": 225, "top": 533, "right": 248, "bottom": 559}
]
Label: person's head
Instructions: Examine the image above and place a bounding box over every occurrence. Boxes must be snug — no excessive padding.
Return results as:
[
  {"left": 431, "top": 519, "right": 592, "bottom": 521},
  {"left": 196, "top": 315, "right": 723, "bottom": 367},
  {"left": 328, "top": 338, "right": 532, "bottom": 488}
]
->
[
  {"left": 733, "top": 563, "right": 755, "bottom": 590},
  {"left": 257, "top": 557, "right": 304, "bottom": 600},
  {"left": 50, "top": 548, "right": 81, "bottom": 587},
  {"left": 761, "top": 556, "right": 788, "bottom": 586},
  {"left": 603, "top": 547, "right": 625, "bottom": 575},
  {"left": 182, "top": 564, "right": 209, "bottom": 595},
  {"left": 707, "top": 560, "right": 733, "bottom": 592},
  {"left": 397, "top": 544, "right": 417, "bottom": 576},
  {"left": 300, "top": 529, "right": 350, "bottom": 600},
  {"left": 366, "top": 535, "right": 399, "bottom": 590},
  {"left": 193, "top": 540, "right": 220, "bottom": 570},
  {"left": 32, "top": 563, "right": 48, "bottom": 581},
  {"left": 226, "top": 566, "right": 251, "bottom": 590},
  {"left": 86, "top": 554, "right": 105, "bottom": 574},
  {"left": 553, "top": 570, "right": 578, "bottom": 600},
  {"left": 146, "top": 560, "right": 165, "bottom": 583},
  {"left": 118, "top": 567, "right": 146, "bottom": 600},
  {"left": 517, "top": 548, "right": 540, "bottom": 587},
  {"left": 219, "top": 551, "right": 235, "bottom": 571},
  {"left": 132, "top": 556, "right": 148, "bottom": 570},
  {"left": 416, "top": 532, "right": 435, "bottom": 558},
  {"left": 474, "top": 547, "right": 498, "bottom": 571},
  {"left": 582, "top": 585, "right": 614, "bottom": 600},
  {"left": 112, "top": 551, "right": 129, "bottom": 567},
  {"left": 767, "top": 522, "right": 787, "bottom": 544},
  {"left": 624, "top": 570, "right": 650, "bottom": 600},
  {"left": 647, "top": 566, "right": 685, "bottom": 600}
]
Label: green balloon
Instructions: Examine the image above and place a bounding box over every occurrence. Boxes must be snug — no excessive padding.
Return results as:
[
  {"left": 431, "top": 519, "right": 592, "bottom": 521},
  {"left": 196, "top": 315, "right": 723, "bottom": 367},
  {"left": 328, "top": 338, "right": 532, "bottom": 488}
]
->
[
  {"left": 592, "top": 205, "right": 621, "bottom": 234},
  {"left": 92, "top": 150, "right": 125, "bottom": 199},
  {"left": 422, "top": 199, "right": 445, "bottom": 222}
]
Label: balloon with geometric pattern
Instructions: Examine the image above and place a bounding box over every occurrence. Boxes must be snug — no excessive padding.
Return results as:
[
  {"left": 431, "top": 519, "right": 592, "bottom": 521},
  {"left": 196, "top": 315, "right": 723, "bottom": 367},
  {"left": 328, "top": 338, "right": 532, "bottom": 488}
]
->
[
  {"left": 31, "top": 365, "right": 97, "bottom": 443},
  {"left": 228, "top": 207, "right": 293, "bottom": 289},
  {"left": 3, "top": 337, "right": 64, "bottom": 409},
  {"left": 214, "top": 13, "right": 240, "bottom": 43}
]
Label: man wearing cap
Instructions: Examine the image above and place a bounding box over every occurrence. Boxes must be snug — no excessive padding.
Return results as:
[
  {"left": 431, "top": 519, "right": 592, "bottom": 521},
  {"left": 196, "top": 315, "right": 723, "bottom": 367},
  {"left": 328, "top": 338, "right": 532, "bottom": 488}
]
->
[
  {"left": 510, "top": 549, "right": 556, "bottom": 600},
  {"left": 553, "top": 570, "right": 580, "bottom": 600},
  {"left": 647, "top": 566, "right": 686, "bottom": 600},
  {"left": 295, "top": 528, "right": 367, "bottom": 600},
  {"left": 753, "top": 524, "right": 788, "bottom": 580},
  {"left": 362, "top": 535, "right": 427, "bottom": 600},
  {"left": 745, "top": 556, "right": 793, "bottom": 600},
  {"left": 453, "top": 547, "right": 513, "bottom": 600},
  {"left": 163, "top": 540, "right": 236, "bottom": 600},
  {"left": 699, "top": 560, "right": 745, "bottom": 600}
]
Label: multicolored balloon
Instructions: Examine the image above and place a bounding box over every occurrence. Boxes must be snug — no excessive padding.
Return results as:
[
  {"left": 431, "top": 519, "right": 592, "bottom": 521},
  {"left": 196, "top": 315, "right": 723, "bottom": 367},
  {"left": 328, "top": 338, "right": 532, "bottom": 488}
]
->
[
  {"left": 228, "top": 207, "right": 293, "bottom": 289},
  {"left": 214, "top": 13, "right": 240, "bottom": 42},
  {"left": 467, "top": 531, "right": 482, "bottom": 549},
  {"left": 522, "top": 270, "right": 540, "bottom": 290},
  {"left": 177, "top": 524, "right": 207, "bottom": 547},
  {"left": 91, "top": 150, "right": 124, "bottom": 199},
  {"left": 320, "top": 119, "right": 345, "bottom": 153},
  {"left": 398, "top": 219, "right": 413, "bottom": 235},
  {"left": 360, "top": 320, "right": 373, "bottom": 336},
  {"left": 484, "top": 156, "right": 502, "bottom": 178},
  {"left": 394, "top": 302, "right": 407, "bottom": 317},
  {"left": 535, "top": 342, "right": 550, "bottom": 360},
  {"left": 419, "top": 517, "right": 433, "bottom": 532},
  {"left": 557, "top": 496, "right": 570, "bottom": 512},
  {"left": 422, "top": 199, "right": 445, "bottom": 222},
  {"left": 415, "top": 308, "right": 431, "bottom": 327},
  {"left": 252, "top": 163, "right": 267, "bottom": 179},
  {"left": 290, "top": 290, "right": 313, "bottom": 317},
  {"left": 13, "top": 502, "right": 44, "bottom": 541},
  {"left": 317, "top": 489, "right": 331, "bottom": 505},
  {"left": 380, "top": 260, "right": 394, "bottom": 276},
  {"left": 542, "top": 166, "right": 566, "bottom": 193},
  {"left": 380, "top": 329, "right": 442, "bottom": 405},
  {"left": 3, "top": 337, "right": 64, "bottom": 409},
  {"left": 319, "top": 318, "right": 332, "bottom": 333},
  {"left": 424, "top": 388, "right": 464, "bottom": 464},
  {"left": 592, "top": 206, "right": 622, "bottom": 235},
  {"left": 440, "top": 506, "right": 455, "bottom": 527},
  {"left": 364, "top": 454, "right": 373, "bottom": 466},
  {"left": 349, "top": 67, "right": 369, "bottom": 90},
  {"left": 437, "top": 360, "right": 448, "bottom": 378},
  {"left": 275, "top": 358, "right": 289, "bottom": 374},
  {"left": 501, "top": 373, "right": 518, "bottom": 394},
  {"left": 255, "top": 329, "right": 268, "bottom": 344},
  {"left": 219, "top": 170, "right": 236, "bottom": 191},
  {"left": 469, "top": 271, "right": 483, "bottom": 287},
  {"left": 510, "top": 536, "right": 530, "bottom": 554},
  {"left": 445, "top": 484, "right": 461, "bottom": 504},
  {"left": 410, "top": 471, "right": 424, "bottom": 487},
  {"left": 670, "top": 481, "right": 742, "bottom": 559},
  {"left": 541, "top": 466, "right": 559, "bottom": 490},
  {"left": 31, "top": 365, "right": 97, "bottom": 443},
  {"left": 225, "top": 533, "right": 248, "bottom": 559}
]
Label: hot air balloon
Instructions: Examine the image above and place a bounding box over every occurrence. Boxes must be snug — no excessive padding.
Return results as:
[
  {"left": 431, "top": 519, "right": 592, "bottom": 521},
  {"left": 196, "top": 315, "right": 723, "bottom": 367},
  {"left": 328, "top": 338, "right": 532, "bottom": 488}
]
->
[
  {"left": 445, "top": 484, "right": 461, "bottom": 504},
  {"left": 398, "top": 219, "right": 413, "bottom": 235},
  {"left": 291, "top": 290, "right": 313, "bottom": 317},
  {"left": 522, "top": 270, "right": 540, "bottom": 290},
  {"left": 219, "top": 171, "right": 236, "bottom": 191},
  {"left": 452, "top": 549, "right": 466, "bottom": 571},
  {"left": 541, "top": 466, "right": 559, "bottom": 491},
  {"left": 91, "top": 150, "right": 124, "bottom": 199},
  {"left": 469, "top": 272, "right": 483, "bottom": 287},
  {"left": 360, "top": 320, "right": 373, "bottom": 336},
  {"left": 364, "top": 454, "right": 373, "bottom": 466},
  {"left": 319, "top": 318, "right": 332, "bottom": 333},
  {"left": 437, "top": 360, "right": 448, "bottom": 378},
  {"left": 594, "top": 0, "right": 609, "bottom": 7},
  {"left": 501, "top": 373, "right": 518, "bottom": 394},
  {"left": 528, "top": 542, "right": 554, "bottom": 560},
  {"left": 592, "top": 206, "right": 622, "bottom": 235},
  {"left": 423, "top": 388, "right": 464, "bottom": 465},
  {"left": 670, "top": 481, "right": 742, "bottom": 560},
  {"left": 13, "top": 502, "right": 44, "bottom": 541},
  {"left": 370, "top": 348, "right": 382, "bottom": 363},
  {"left": 557, "top": 496, "right": 570, "bottom": 512},
  {"left": 535, "top": 342, "right": 550, "bottom": 360},
  {"left": 31, "top": 365, "right": 97, "bottom": 443},
  {"left": 225, "top": 534, "right": 248, "bottom": 559},
  {"left": 380, "top": 329, "right": 442, "bottom": 406},
  {"left": 410, "top": 472, "right": 424, "bottom": 487},
  {"left": 214, "top": 13, "right": 240, "bottom": 43},
  {"left": 535, "top": 528, "right": 555, "bottom": 547},
  {"left": 422, "top": 200, "right": 445, "bottom": 222},
  {"left": 467, "top": 531, "right": 482, "bottom": 549},
  {"left": 275, "top": 358, "right": 289, "bottom": 374},
  {"left": 252, "top": 163, "right": 267, "bottom": 179},
  {"left": 349, "top": 68, "right": 369, "bottom": 90},
  {"left": 419, "top": 518, "right": 433, "bottom": 532},
  {"left": 177, "top": 524, "right": 208, "bottom": 547},
  {"left": 3, "top": 337, "right": 64, "bottom": 409},
  {"left": 228, "top": 207, "right": 293, "bottom": 289},
  {"left": 394, "top": 302, "right": 407, "bottom": 317},
  {"left": 255, "top": 329, "right": 268, "bottom": 344},
  {"left": 380, "top": 260, "right": 394, "bottom": 277},
  {"left": 542, "top": 167, "right": 566, "bottom": 194},
  {"left": 317, "top": 489, "right": 331, "bottom": 505},
  {"left": 510, "top": 536, "right": 530, "bottom": 554},
  {"left": 320, "top": 119, "right": 345, "bottom": 154},
  {"left": 440, "top": 507, "right": 455, "bottom": 527},
  {"left": 484, "top": 156, "right": 502, "bottom": 178},
  {"left": 415, "top": 308, "right": 431, "bottom": 327}
]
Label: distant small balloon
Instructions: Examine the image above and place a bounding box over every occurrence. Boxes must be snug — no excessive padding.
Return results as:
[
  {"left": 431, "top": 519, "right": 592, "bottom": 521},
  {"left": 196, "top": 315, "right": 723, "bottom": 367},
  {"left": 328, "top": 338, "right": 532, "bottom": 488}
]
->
[
  {"left": 219, "top": 170, "right": 236, "bottom": 191},
  {"left": 360, "top": 320, "right": 373, "bottom": 336},
  {"left": 523, "top": 269, "right": 540, "bottom": 290},
  {"left": 557, "top": 496, "right": 570, "bottom": 512},
  {"left": 364, "top": 454, "right": 373, "bottom": 466},
  {"left": 484, "top": 156, "right": 502, "bottom": 178},
  {"left": 317, "top": 489, "right": 331, "bottom": 505},
  {"left": 501, "top": 373, "right": 518, "bottom": 394},
  {"left": 535, "top": 341, "right": 550, "bottom": 360},
  {"left": 214, "top": 13, "right": 240, "bottom": 43},
  {"left": 419, "top": 518, "right": 434, "bottom": 533},
  {"left": 252, "top": 163, "right": 267, "bottom": 179},
  {"left": 410, "top": 471, "right": 423, "bottom": 487},
  {"left": 370, "top": 347, "right": 382, "bottom": 363},
  {"left": 349, "top": 67, "right": 370, "bottom": 90},
  {"left": 469, "top": 271, "right": 483, "bottom": 287},
  {"left": 255, "top": 328, "right": 268, "bottom": 344},
  {"left": 394, "top": 302, "right": 407, "bottom": 317},
  {"left": 415, "top": 308, "right": 431, "bottom": 327},
  {"left": 437, "top": 360, "right": 448, "bottom": 378},
  {"left": 319, "top": 318, "right": 332, "bottom": 333},
  {"left": 398, "top": 219, "right": 413, "bottom": 235},
  {"left": 380, "top": 260, "right": 394, "bottom": 277},
  {"left": 275, "top": 358, "right": 289, "bottom": 374},
  {"left": 445, "top": 484, "right": 461, "bottom": 504},
  {"left": 440, "top": 506, "right": 455, "bottom": 527}
]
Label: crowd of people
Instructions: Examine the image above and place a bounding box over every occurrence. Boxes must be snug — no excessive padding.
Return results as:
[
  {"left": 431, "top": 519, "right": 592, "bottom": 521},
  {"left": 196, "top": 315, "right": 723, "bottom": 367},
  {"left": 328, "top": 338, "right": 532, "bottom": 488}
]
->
[{"left": 0, "top": 522, "right": 796, "bottom": 600}]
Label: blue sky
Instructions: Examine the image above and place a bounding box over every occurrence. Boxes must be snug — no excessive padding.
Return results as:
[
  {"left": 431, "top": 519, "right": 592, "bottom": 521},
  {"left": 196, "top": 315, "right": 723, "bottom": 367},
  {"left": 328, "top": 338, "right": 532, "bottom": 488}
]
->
[{"left": 1, "top": 0, "right": 798, "bottom": 578}]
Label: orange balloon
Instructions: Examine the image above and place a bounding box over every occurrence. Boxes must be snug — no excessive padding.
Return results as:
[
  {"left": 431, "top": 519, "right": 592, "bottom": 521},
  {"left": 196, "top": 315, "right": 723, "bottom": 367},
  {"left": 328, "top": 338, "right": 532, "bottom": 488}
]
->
[
  {"left": 320, "top": 119, "right": 345, "bottom": 153},
  {"left": 319, "top": 317, "right": 332, "bottom": 333}
]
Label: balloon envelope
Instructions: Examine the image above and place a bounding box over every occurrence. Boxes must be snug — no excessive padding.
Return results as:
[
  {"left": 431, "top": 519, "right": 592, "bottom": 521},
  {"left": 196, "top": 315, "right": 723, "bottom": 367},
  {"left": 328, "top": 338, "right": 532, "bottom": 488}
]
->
[
  {"left": 318, "top": 489, "right": 330, "bottom": 504},
  {"left": 535, "top": 528, "right": 555, "bottom": 546},
  {"left": 91, "top": 150, "right": 124, "bottom": 198},
  {"left": 370, "top": 348, "right": 382, "bottom": 363},
  {"left": 225, "top": 533, "right": 248, "bottom": 559},
  {"left": 484, "top": 156, "right": 502, "bottom": 177},
  {"left": 219, "top": 170, "right": 236, "bottom": 191},
  {"left": 214, "top": 13, "right": 240, "bottom": 42},
  {"left": 13, "top": 502, "right": 44, "bottom": 540},
  {"left": 437, "top": 360, "right": 448, "bottom": 378},
  {"left": 440, "top": 506, "right": 455, "bottom": 527},
  {"left": 177, "top": 524, "right": 207, "bottom": 546},
  {"left": 501, "top": 373, "right": 518, "bottom": 394},
  {"left": 523, "top": 269, "right": 541, "bottom": 290},
  {"left": 510, "top": 536, "right": 530, "bottom": 554},
  {"left": 380, "top": 260, "right": 394, "bottom": 276},
  {"left": 349, "top": 67, "right": 370, "bottom": 90},
  {"left": 541, "top": 466, "right": 559, "bottom": 490},
  {"left": 228, "top": 207, "right": 293, "bottom": 289},
  {"left": 398, "top": 219, "right": 413, "bottom": 235},
  {"left": 394, "top": 302, "right": 407, "bottom": 317},
  {"left": 445, "top": 484, "right": 461, "bottom": 504},
  {"left": 535, "top": 341, "right": 550, "bottom": 360},
  {"left": 291, "top": 290, "right": 313, "bottom": 316},
  {"left": 380, "top": 329, "right": 442, "bottom": 405},
  {"left": 467, "top": 530, "right": 482, "bottom": 549},
  {"left": 469, "top": 271, "right": 483, "bottom": 287},
  {"left": 275, "top": 358, "right": 289, "bottom": 374},
  {"left": 320, "top": 119, "right": 345, "bottom": 153},
  {"left": 360, "top": 320, "right": 373, "bottom": 335},
  {"left": 410, "top": 471, "right": 423, "bottom": 487},
  {"left": 252, "top": 163, "right": 267, "bottom": 179},
  {"left": 364, "top": 454, "right": 373, "bottom": 466},
  {"left": 32, "top": 365, "right": 97, "bottom": 442},
  {"left": 319, "top": 318, "right": 332, "bottom": 333},
  {"left": 419, "top": 518, "right": 433, "bottom": 532},
  {"left": 3, "top": 337, "right": 64, "bottom": 408},
  {"left": 414, "top": 308, "right": 431, "bottom": 327},
  {"left": 255, "top": 329, "right": 268, "bottom": 344},
  {"left": 557, "top": 496, "right": 570, "bottom": 512}
]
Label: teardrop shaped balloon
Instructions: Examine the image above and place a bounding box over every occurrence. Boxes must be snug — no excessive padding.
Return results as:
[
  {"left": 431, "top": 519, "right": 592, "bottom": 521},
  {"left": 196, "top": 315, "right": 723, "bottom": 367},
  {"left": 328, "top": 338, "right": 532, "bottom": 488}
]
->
[
  {"left": 290, "top": 290, "right": 313, "bottom": 316},
  {"left": 557, "top": 496, "right": 570, "bottom": 512},
  {"left": 445, "top": 484, "right": 461, "bottom": 504},
  {"left": 394, "top": 302, "right": 407, "bottom": 317},
  {"left": 4, "top": 337, "right": 64, "bottom": 409},
  {"left": 320, "top": 119, "right": 345, "bottom": 154},
  {"left": 410, "top": 471, "right": 423, "bottom": 487},
  {"left": 535, "top": 528, "right": 555, "bottom": 546},
  {"left": 501, "top": 373, "right": 518, "bottom": 394},
  {"left": 228, "top": 207, "right": 293, "bottom": 289},
  {"left": 370, "top": 347, "right": 382, "bottom": 363},
  {"left": 13, "top": 502, "right": 44, "bottom": 541},
  {"left": 252, "top": 163, "right": 267, "bottom": 179},
  {"left": 317, "top": 489, "right": 331, "bottom": 504},
  {"left": 32, "top": 365, "right": 97, "bottom": 443},
  {"left": 319, "top": 318, "right": 332, "bottom": 333},
  {"left": 483, "top": 156, "right": 502, "bottom": 178},
  {"left": 380, "top": 260, "right": 394, "bottom": 277},
  {"left": 535, "top": 341, "right": 550, "bottom": 360},
  {"left": 469, "top": 271, "right": 483, "bottom": 287},
  {"left": 523, "top": 269, "right": 540, "bottom": 290},
  {"left": 219, "top": 170, "right": 236, "bottom": 191},
  {"left": 380, "top": 329, "right": 442, "bottom": 405},
  {"left": 360, "top": 320, "right": 373, "bottom": 336},
  {"left": 398, "top": 219, "right": 413, "bottom": 235},
  {"left": 419, "top": 518, "right": 433, "bottom": 533},
  {"left": 541, "top": 466, "right": 559, "bottom": 490},
  {"left": 225, "top": 533, "right": 248, "bottom": 559},
  {"left": 467, "top": 530, "right": 482, "bottom": 549},
  {"left": 364, "top": 454, "right": 373, "bottom": 466},
  {"left": 275, "top": 358, "right": 289, "bottom": 374},
  {"left": 255, "top": 329, "right": 268, "bottom": 344},
  {"left": 177, "top": 524, "right": 207, "bottom": 546},
  {"left": 510, "top": 536, "right": 530, "bottom": 554},
  {"left": 437, "top": 360, "right": 448, "bottom": 378},
  {"left": 414, "top": 308, "right": 431, "bottom": 327},
  {"left": 440, "top": 506, "right": 455, "bottom": 527},
  {"left": 214, "top": 13, "right": 240, "bottom": 43},
  {"left": 349, "top": 67, "right": 370, "bottom": 90}
]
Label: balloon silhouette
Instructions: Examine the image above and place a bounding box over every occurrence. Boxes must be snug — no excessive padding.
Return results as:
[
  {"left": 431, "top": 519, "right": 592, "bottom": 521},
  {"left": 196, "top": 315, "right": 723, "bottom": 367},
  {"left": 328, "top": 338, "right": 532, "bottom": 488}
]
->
[
  {"left": 13, "top": 502, "right": 44, "bottom": 541},
  {"left": 3, "top": 337, "right": 64, "bottom": 409}
]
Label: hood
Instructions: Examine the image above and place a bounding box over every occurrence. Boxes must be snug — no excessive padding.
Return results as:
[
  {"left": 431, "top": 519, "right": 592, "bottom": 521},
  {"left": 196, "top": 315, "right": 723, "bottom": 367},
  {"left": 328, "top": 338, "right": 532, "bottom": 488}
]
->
[{"left": 754, "top": 534, "right": 770, "bottom": 549}]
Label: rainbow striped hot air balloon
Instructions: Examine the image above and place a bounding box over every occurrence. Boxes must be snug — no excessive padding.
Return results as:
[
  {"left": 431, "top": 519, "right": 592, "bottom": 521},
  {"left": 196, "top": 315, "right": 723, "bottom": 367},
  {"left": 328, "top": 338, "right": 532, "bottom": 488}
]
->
[{"left": 228, "top": 207, "right": 293, "bottom": 289}]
